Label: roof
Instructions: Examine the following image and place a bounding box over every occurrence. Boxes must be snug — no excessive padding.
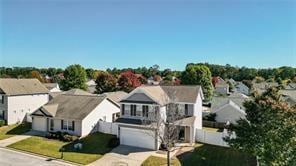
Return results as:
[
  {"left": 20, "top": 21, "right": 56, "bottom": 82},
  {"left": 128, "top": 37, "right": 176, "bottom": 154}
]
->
[
  {"left": 174, "top": 116, "right": 196, "bottom": 126},
  {"left": 0, "top": 78, "right": 49, "bottom": 95},
  {"left": 32, "top": 93, "right": 106, "bottom": 120},
  {"left": 43, "top": 83, "right": 58, "bottom": 90},
  {"left": 280, "top": 90, "right": 296, "bottom": 105},
  {"left": 64, "top": 89, "right": 94, "bottom": 96},
  {"left": 213, "top": 100, "right": 246, "bottom": 115},
  {"left": 121, "top": 85, "right": 202, "bottom": 105},
  {"left": 103, "top": 91, "right": 128, "bottom": 103},
  {"left": 211, "top": 92, "right": 249, "bottom": 111}
]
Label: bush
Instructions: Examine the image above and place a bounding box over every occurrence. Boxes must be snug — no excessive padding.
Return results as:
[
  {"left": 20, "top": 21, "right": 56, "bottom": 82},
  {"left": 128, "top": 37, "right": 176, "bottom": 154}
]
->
[
  {"left": 63, "top": 134, "right": 78, "bottom": 142},
  {"left": 108, "top": 137, "right": 119, "bottom": 148},
  {"left": 46, "top": 131, "right": 77, "bottom": 142},
  {"left": 0, "top": 120, "right": 6, "bottom": 127}
]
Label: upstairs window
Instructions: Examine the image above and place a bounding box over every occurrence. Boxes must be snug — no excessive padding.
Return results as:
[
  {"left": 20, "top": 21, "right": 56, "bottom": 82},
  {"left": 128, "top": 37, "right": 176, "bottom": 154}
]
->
[
  {"left": 130, "top": 105, "right": 136, "bottom": 116},
  {"left": 142, "top": 105, "right": 149, "bottom": 117},
  {"left": 185, "top": 104, "right": 188, "bottom": 115},
  {"left": 122, "top": 104, "right": 125, "bottom": 115}
]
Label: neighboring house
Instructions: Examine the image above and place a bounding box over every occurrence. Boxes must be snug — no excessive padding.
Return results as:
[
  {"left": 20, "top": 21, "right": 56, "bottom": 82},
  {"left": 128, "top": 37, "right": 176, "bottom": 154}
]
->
[
  {"left": 147, "top": 76, "right": 162, "bottom": 85},
  {"left": 280, "top": 89, "right": 296, "bottom": 106},
  {"left": 43, "top": 83, "right": 61, "bottom": 92},
  {"left": 235, "top": 82, "right": 250, "bottom": 96},
  {"left": 212, "top": 100, "right": 246, "bottom": 124},
  {"left": 0, "top": 79, "right": 49, "bottom": 125},
  {"left": 31, "top": 89, "right": 120, "bottom": 136},
  {"left": 208, "top": 92, "right": 249, "bottom": 124},
  {"left": 228, "top": 78, "right": 236, "bottom": 86},
  {"left": 115, "top": 85, "right": 203, "bottom": 150},
  {"left": 86, "top": 80, "right": 96, "bottom": 94},
  {"left": 252, "top": 82, "right": 279, "bottom": 94},
  {"left": 284, "top": 83, "right": 296, "bottom": 90},
  {"left": 213, "top": 77, "right": 229, "bottom": 95}
]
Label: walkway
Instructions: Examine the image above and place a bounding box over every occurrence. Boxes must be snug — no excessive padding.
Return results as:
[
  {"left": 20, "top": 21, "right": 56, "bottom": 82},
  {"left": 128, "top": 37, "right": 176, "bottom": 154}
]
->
[
  {"left": 0, "top": 130, "right": 43, "bottom": 147},
  {"left": 88, "top": 145, "right": 155, "bottom": 166}
]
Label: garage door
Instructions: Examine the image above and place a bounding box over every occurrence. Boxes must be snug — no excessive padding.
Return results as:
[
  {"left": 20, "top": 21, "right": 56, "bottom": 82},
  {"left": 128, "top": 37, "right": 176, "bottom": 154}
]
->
[
  {"left": 120, "top": 127, "right": 156, "bottom": 150},
  {"left": 32, "top": 117, "right": 47, "bottom": 132}
]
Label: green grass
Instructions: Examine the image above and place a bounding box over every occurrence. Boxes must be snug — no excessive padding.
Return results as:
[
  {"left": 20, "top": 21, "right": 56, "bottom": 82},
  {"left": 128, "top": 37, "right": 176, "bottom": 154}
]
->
[
  {"left": 0, "top": 123, "right": 31, "bottom": 140},
  {"left": 142, "top": 143, "right": 256, "bottom": 166},
  {"left": 8, "top": 132, "right": 115, "bottom": 165}
]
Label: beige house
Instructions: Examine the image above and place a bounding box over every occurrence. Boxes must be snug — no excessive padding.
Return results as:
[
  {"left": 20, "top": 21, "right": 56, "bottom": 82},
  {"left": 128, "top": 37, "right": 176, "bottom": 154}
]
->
[{"left": 0, "top": 79, "right": 49, "bottom": 125}]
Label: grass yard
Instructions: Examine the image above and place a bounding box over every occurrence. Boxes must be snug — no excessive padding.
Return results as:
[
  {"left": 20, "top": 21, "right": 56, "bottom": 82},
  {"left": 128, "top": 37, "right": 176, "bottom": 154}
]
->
[
  {"left": 8, "top": 132, "right": 115, "bottom": 165},
  {"left": 142, "top": 143, "right": 256, "bottom": 166},
  {"left": 0, "top": 123, "right": 31, "bottom": 140}
]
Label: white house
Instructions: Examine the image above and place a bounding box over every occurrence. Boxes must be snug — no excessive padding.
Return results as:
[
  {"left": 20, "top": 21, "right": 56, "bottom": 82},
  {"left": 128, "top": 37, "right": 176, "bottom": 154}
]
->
[
  {"left": 234, "top": 82, "right": 250, "bottom": 96},
  {"left": 0, "top": 79, "right": 49, "bottom": 125},
  {"left": 115, "top": 85, "right": 203, "bottom": 150},
  {"left": 43, "top": 83, "right": 61, "bottom": 92},
  {"left": 86, "top": 80, "right": 97, "bottom": 94},
  {"left": 31, "top": 89, "right": 123, "bottom": 136}
]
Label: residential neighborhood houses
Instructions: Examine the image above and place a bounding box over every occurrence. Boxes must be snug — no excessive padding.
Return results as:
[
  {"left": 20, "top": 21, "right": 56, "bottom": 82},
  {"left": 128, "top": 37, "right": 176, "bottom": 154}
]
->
[{"left": 0, "top": 64, "right": 295, "bottom": 166}]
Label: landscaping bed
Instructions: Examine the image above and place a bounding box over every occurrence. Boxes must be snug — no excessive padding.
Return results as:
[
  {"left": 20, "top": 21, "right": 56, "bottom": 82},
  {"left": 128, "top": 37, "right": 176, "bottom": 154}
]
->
[
  {"left": 0, "top": 123, "right": 31, "bottom": 140},
  {"left": 142, "top": 143, "right": 256, "bottom": 166},
  {"left": 8, "top": 132, "right": 116, "bottom": 165}
]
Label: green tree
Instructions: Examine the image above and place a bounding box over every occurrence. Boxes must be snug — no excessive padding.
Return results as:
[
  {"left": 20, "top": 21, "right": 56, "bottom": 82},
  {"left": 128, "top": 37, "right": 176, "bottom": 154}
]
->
[
  {"left": 61, "top": 64, "right": 87, "bottom": 90},
  {"left": 181, "top": 64, "right": 214, "bottom": 100},
  {"left": 95, "top": 72, "right": 117, "bottom": 94},
  {"left": 225, "top": 88, "right": 296, "bottom": 165}
]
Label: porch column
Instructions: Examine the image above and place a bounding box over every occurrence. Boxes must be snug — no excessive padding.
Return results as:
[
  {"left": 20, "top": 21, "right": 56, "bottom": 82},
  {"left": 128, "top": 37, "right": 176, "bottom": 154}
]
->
[{"left": 189, "top": 126, "right": 193, "bottom": 144}]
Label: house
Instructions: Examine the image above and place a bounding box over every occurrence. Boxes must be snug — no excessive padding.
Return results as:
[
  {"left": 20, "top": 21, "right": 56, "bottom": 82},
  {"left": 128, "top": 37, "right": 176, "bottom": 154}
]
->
[
  {"left": 252, "top": 82, "right": 279, "bottom": 94},
  {"left": 208, "top": 92, "right": 249, "bottom": 124},
  {"left": 212, "top": 77, "right": 229, "bottom": 95},
  {"left": 86, "top": 80, "right": 96, "bottom": 94},
  {"left": 280, "top": 89, "right": 296, "bottom": 106},
  {"left": 147, "top": 75, "right": 162, "bottom": 85},
  {"left": 115, "top": 85, "right": 203, "bottom": 150},
  {"left": 43, "top": 83, "right": 62, "bottom": 92},
  {"left": 31, "top": 89, "right": 121, "bottom": 136},
  {"left": 0, "top": 79, "right": 49, "bottom": 125},
  {"left": 284, "top": 83, "right": 296, "bottom": 90},
  {"left": 235, "top": 82, "right": 250, "bottom": 95}
]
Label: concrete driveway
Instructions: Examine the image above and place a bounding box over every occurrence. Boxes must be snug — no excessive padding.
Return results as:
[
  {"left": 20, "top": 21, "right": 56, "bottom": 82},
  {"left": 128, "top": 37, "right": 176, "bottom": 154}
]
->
[
  {"left": 89, "top": 145, "right": 155, "bottom": 166},
  {"left": 0, "top": 148, "right": 72, "bottom": 166}
]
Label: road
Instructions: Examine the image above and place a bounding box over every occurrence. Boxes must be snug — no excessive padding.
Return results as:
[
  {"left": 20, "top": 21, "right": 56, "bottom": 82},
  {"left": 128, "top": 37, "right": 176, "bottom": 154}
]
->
[{"left": 0, "top": 148, "right": 73, "bottom": 166}]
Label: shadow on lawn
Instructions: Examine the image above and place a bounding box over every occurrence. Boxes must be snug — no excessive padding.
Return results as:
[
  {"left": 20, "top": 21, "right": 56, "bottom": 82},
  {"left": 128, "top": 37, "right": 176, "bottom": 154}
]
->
[
  {"left": 6, "top": 122, "right": 31, "bottom": 135},
  {"left": 175, "top": 144, "right": 257, "bottom": 166},
  {"left": 61, "top": 132, "right": 116, "bottom": 155}
]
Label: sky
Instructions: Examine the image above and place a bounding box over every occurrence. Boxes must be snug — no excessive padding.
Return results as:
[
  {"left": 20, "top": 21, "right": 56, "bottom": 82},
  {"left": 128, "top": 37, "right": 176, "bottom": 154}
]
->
[{"left": 0, "top": 0, "right": 296, "bottom": 70}]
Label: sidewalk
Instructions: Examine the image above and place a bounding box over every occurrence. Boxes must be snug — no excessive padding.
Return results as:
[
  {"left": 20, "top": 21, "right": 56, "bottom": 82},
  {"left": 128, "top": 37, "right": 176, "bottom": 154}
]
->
[{"left": 0, "top": 130, "right": 43, "bottom": 147}]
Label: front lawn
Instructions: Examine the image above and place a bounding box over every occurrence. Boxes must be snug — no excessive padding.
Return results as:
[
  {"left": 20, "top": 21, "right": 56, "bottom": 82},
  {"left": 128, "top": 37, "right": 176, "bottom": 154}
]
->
[
  {"left": 0, "top": 123, "right": 31, "bottom": 140},
  {"left": 8, "top": 132, "right": 115, "bottom": 165},
  {"left": 142, "top": 143, "right": 256, "bottom": 166}
]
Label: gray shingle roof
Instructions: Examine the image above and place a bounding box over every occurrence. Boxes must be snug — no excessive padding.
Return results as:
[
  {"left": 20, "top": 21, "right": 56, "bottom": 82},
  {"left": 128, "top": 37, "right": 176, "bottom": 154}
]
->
[
  {"left": 0, "top": 78, "right": 49, "bottom": 95},
  {"left": 33, "top": 93, "right": 106, "bottom": 120}
]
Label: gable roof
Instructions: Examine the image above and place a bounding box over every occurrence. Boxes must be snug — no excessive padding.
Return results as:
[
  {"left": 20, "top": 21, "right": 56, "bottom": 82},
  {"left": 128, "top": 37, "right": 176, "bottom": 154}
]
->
[
  {"left": 211, "top": 93, "right": 249, "bottom": 111},
  {"left": 120, "top": 85, "right": 202, "bottom": 105},
  {"left": 101, "top": 91, "right": 128, "bottom": 105},
  {"left": 64, "top": 89, "right": 94, "bottom": 96},
  {"left": 0, "top": 78, "right": 49, "bottom": 95},
  {"left": 32, "top": 93, "right": 106, "bottom": 120}
]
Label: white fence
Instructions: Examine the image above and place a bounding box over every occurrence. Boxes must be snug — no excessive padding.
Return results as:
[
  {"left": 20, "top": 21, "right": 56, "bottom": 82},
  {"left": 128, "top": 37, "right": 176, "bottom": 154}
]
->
[
  {"left": 196, "top": 129, "right": 235, "bottom": 147},
  {"left": 97, "top": 121, "right": 118, "bottom": 136}
]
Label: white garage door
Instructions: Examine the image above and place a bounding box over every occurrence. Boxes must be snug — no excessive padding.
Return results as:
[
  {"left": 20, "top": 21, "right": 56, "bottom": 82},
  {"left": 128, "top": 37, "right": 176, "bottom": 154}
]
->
[
  {"left": 32, "top": 117, "right": 47, "bottom": 132},
  {"left": 120, "top": 127, "right": 156, "bottom": 150}
]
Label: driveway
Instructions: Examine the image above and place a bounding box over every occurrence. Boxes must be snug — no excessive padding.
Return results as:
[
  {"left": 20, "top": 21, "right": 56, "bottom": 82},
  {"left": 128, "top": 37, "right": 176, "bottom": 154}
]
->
[
  {"left": 89, "top": 145, "right": 155, "bottom": 166},
  {"left": 0, "top": 148, "right": 72, "bottom": 166}
]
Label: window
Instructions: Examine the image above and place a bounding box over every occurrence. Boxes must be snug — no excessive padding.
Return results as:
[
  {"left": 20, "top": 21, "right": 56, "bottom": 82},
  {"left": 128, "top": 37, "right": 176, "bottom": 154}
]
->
[
  {"left": 0, "top": 110, "right": 4, "bottom": 119},
  {"left": 61, "top": 120, "right": 74, "bottom": 131},
  {"left": 122, "top": 104, "right": 125, "bottom": 115},
  {"left": 130, "top": 105, "right": 136, "bottom": 116},
  {"left": 0, "top": 96, "right": 3, "bottom": 104},
  {"left": 142, "top": 105, "right": 149, "bottom": 117},
  {"left": 50, "top": 119, "right": 54, "bottom": 131},
  {"left": 185, "top": 104, "right": 188, "bottom": 115}
]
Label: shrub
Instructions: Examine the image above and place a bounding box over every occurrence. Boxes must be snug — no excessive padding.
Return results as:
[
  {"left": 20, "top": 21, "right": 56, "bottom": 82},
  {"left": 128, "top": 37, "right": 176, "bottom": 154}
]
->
[
  {"left": 63, "top": 134, "right": 78, "bottom": 142},
  {"left": 0, "top": 120, "right": 6, "bottom": 127},
  {"left": 108, "top": 137, "right": 119, "bottom": 148}
]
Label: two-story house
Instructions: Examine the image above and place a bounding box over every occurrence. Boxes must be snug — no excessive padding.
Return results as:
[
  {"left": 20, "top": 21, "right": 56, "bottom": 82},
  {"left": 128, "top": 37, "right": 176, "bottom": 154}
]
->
[
  {"left": 115, "top": 85, "right": 203, "bottom": 150},
  {"left": 0, "top": 79, "right": 49, "bottom": 125}
]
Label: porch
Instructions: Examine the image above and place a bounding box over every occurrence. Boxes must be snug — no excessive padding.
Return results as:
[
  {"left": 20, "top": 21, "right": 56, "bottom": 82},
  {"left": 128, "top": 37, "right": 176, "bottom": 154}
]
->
[{"left": 174, "top": 116, "right": 196, "bottom": 145}]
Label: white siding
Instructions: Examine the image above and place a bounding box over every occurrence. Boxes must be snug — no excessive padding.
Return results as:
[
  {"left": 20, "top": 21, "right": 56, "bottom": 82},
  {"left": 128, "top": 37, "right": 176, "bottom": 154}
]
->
[
  {"left": 7, "top": 94, "right": 49, "bottom": 125},
  {"left": 81, "top": 99, "right": 120, "bottom": 136}
]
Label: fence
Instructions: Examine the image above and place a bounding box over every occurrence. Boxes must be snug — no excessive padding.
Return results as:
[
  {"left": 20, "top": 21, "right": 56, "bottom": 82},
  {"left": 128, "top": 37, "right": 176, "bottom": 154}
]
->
[
  {"left": 202, "top": 120, "right": 225, "bottom": 129},
  {"left": 196, "top": 128, "right": 235, "bottom": 147},
  {"left": 97, "top": 121, "right": 118, "bottom": 136}
]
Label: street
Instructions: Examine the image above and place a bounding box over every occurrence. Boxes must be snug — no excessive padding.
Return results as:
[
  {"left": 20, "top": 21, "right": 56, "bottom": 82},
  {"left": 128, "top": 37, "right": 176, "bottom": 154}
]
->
[{"left": 0, "top": 148, "right": 72, "bottom": 166}]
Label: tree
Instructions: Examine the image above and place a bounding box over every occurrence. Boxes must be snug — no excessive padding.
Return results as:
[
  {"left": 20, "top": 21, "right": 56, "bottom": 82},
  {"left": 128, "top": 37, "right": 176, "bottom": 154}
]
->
[
  {"left": 30, "top": 70, "right": 45, "bottom": 83},
  {"left": 181, "top": 64, "right": 214, "bottom": 100},
  {"left": 225, "top": 88, "right": 296, "bottom": 165},
  {"left": 60, "top": 64, "right": 87, "bottom": 90},
  {"left": 85, "top": 68, "right": 96, "bottom": 79},
  {"left": 117, "top": 70, "right": 142, "bottom": 92},
  {"left": 143, "top": 89, "right": 184, "bottom": 166},
  {"left": 95, "top": 72, "right": 117, "bottom": 94}
]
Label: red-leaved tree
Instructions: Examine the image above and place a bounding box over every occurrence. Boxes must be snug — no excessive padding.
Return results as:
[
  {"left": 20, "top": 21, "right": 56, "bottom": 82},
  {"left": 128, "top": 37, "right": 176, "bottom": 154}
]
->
[{"left": 118, "top": 70, "right": 142, "bottom": 92}]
